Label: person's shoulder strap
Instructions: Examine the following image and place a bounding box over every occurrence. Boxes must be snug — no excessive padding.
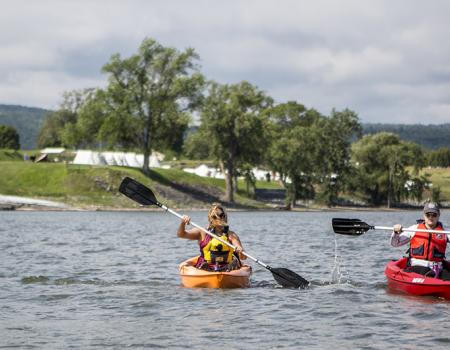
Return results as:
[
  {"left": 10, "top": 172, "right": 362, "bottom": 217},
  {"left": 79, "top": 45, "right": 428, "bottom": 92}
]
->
[{"left": 199, "top": 232, "right": 212, "bottom": 248}]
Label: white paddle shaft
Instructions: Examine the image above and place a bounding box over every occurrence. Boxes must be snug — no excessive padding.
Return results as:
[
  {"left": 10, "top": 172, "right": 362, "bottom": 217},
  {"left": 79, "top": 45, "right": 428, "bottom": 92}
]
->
[
  {"left": 375, "top": 226, "right": 450, "bottom": 235},
  {"left": 164, "top": 206, "right": 267, "bottom": 268}
]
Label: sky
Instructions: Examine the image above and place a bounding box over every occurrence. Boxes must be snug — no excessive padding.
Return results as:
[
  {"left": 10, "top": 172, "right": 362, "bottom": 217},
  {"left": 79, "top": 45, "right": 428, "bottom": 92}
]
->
[{"left": 1, "top": 0, "right": 450, "bottom": 124}]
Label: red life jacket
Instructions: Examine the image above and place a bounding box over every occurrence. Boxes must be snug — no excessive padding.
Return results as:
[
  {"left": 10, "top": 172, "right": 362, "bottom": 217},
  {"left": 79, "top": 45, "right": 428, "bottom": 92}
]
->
[{"left": 410, "top": 222, "right": 447, "bottom": 262}]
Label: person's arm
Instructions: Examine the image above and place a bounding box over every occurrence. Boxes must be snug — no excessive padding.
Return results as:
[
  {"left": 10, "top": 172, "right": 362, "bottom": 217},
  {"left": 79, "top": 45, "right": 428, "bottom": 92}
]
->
[
  {"left": 177, "top": 215, "right": 201, "bottom": 240},
  {"left": 390, "top": 224, "right": 415, "bottom": 247},
  {"left": 229, "top": 232, "right": 246, "bottom": 260}
]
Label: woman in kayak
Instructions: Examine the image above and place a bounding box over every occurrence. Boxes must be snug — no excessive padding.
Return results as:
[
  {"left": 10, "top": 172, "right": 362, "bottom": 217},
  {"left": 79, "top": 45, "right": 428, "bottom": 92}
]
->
[
  {"left": 391, "top": 201, "right": 450, "bottom": 280},
  {"left": 177, "top": 203, "right": 246, "bottom": 271}
]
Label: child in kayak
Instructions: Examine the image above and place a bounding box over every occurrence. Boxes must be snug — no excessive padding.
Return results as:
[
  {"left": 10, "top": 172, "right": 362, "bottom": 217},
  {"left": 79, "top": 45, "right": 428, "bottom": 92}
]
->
[
  {"left": 177, "top": 203, "right": 246, "bottom": 271},
  {"left": 391, "top": 201, "right": 450, "bottom": 280}
]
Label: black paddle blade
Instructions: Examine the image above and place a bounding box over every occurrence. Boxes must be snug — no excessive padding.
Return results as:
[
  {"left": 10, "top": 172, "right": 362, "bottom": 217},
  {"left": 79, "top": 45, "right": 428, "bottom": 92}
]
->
[
  {"left": 332, "top": 218, "right": 372, "bottom": 236},
  {"left": 270, "top": 267, "right": 309, "bottom": 289},
  {"left": 119, "top": 177, "right": 160, "bottom": 207}
]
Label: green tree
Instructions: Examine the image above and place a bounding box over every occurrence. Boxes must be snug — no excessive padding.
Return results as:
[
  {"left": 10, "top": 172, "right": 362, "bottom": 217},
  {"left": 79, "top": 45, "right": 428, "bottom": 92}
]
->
[
  {"left": 351, "top": 132, "right": 425, "bottom": 206},
  {"left": 99, "top": 37, "right": 205, "bottom": 174},
  {"left": 183, "top": 127, "right": 212, "bottom": 160},
  {"left": 316, "top": 109, "right": 362, "bottom": 206},
  {"left": 37, "top": 109, "right": 76, "bottom": 148},
  {"left": 198, "top": 81, "right": 273, "bottom": 202},
  {"left": 266, "top": 102, "right": 324, "bottom": 208},
  {"left": 37, "top": 89, "right": 94, "bottom": 148},
  {"left": 406, "top": 174, "right": 430, "bottom": 203},
  {"left": 432, "top": 185, "right": 442, "bottom": 205},
  {"left": 0, "top": 124, "right": 20, "bottom": 149},
  {"left": 66, "top": 89, "right": 109, "bottom": 148},
  {"left": 427, "top": 147, "right": 450, "bottom": 167}
]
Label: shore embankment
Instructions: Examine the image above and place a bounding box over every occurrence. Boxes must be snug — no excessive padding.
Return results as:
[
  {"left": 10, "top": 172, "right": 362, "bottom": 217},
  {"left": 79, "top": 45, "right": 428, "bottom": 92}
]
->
[{"left": 1, "top": 159, "right": 449, "bottom": 212}]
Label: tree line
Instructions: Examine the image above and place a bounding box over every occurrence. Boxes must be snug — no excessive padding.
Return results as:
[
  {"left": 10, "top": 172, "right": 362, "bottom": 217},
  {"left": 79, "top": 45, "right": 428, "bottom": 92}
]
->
[
  {"left": 363, "top": 123, "right": 450, "bottom": 150},
  {"left": 32, "top": 37, "right": 448, "bottom": 208}
]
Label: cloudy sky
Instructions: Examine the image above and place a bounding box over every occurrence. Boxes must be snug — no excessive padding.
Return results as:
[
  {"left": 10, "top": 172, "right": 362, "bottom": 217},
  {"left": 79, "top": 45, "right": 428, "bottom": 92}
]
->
[{"left": 1, "top": 0, "right": 450, "bottom": 124}]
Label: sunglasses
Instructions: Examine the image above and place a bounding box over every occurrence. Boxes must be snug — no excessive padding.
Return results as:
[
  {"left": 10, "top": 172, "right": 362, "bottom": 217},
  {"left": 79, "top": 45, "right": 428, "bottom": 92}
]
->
[{"left": 425, "top": 213, "right": 438, "bottom": 218}]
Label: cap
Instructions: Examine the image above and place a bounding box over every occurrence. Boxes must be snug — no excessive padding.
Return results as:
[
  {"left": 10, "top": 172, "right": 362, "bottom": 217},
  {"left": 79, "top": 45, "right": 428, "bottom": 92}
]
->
[{"left": 423, "top": 202, "right": 440, "bottom": 215}]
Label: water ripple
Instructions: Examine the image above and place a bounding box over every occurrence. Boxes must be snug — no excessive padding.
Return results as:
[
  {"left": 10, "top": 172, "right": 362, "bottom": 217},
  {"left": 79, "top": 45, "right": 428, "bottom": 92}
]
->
[{"left": 2, "top": 210, "right": 450, "bottom": 349}]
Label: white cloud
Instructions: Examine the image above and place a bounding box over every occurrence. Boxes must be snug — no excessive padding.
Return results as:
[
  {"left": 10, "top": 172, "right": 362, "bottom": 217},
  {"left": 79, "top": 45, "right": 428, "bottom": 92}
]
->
[
  {"left": 426, "top": 103, "right": 450, "bottom": 123},
  {"left": 1, "top": 0, "right": 450, "bottom": 124},
  {"left": 0, "top": 69, "right": 105, "bottom": 109}
]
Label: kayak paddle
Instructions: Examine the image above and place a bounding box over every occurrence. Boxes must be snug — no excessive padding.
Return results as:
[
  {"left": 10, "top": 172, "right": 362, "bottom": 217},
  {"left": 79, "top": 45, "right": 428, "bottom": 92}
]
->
[
  {"left": 332, "top": 218, "right": 450, "bottom": 236},
  {"left": 119, "top": 176, "right": 309, "bottom": 289}
]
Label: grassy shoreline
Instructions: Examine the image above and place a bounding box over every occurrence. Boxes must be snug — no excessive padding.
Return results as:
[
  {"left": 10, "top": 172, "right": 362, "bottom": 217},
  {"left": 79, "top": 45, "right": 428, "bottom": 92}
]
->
[
  {"left": 1, "top": 153, "right": 449, "bottom": 211},
  {"left": 0, "top": 160, "right": 277, "bottom": 210}
]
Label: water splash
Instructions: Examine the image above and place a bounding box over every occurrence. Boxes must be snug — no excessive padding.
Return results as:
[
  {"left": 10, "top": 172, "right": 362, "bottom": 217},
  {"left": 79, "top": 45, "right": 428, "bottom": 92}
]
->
[{"left": 331, "top": 235, "right": 348, "bottom": 284}]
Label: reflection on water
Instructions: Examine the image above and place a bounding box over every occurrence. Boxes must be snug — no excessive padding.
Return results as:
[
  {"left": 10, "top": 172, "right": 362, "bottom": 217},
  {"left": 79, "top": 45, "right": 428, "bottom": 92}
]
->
[{"left": 1, "top": 210, "right": 450, "bottom": 349}]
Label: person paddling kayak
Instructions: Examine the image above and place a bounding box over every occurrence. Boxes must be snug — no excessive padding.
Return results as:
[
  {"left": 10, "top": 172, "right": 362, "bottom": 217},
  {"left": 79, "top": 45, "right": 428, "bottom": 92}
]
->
[
  {"left": 391, "top": 201, "right": 450, "bottom": 280},
  {"left": 177, "top": 203, "right": 246, "bottom": 272}
]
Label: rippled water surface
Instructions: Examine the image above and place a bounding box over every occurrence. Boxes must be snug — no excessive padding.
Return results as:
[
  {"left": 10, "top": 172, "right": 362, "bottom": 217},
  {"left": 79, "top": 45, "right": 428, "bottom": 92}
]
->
[{"left": 1, "top": 210, "right": 450, "bottom": 349}]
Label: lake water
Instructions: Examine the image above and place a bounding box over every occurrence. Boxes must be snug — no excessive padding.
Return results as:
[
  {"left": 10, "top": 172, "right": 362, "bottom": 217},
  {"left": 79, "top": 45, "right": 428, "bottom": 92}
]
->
[{"left": 1, "top": 210, "right": 449, "bottom": 349}]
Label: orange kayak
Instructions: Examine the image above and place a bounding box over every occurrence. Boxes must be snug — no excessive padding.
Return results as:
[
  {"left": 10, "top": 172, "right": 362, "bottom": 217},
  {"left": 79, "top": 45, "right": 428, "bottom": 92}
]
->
[{"left": 178, "top": 256, "right": 252, "bottom": 288}]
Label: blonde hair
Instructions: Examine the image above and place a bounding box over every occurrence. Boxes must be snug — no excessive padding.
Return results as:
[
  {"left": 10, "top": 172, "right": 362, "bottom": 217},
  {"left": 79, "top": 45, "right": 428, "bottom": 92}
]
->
[{"left": 207, "top": 203, "right": 228, "bottom": 229}]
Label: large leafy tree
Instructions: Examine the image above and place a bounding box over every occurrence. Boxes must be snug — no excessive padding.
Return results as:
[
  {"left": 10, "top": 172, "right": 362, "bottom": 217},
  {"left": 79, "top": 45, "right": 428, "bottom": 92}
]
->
[
  {"left": 316, "top": 109, "right": 362, "bottom": 206},
  {"left": 36, "top": 38, "right": 204, "bottom": 171},
  {"left": 351, "top": 132, "right": 425, "bottom": 206},
  {"left": 99, "top": 38, "right": 205, "bottom": 174},
  {"left": 0, "top": 124, "right": 20, "bottom": 149},
  {"left": 266, "top": 104, "right": 361, "bottom": 208},
  {"left": 266, "top": 102, "right": 324, "bottom": 208},
  {"left": 198, "top": 81, "right": 273, "bottom": 202}
]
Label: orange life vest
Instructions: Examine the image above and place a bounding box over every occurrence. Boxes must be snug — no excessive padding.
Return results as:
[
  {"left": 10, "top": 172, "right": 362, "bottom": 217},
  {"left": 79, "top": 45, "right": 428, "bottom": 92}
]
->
[{"left": 410, "top": 222, "right": 447, "bottom": 262}]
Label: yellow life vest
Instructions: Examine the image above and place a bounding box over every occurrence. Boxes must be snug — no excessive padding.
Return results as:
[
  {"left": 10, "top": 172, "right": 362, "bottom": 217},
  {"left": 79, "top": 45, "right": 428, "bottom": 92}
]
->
[{"left": 201, "top": 234, "right": 234, "bottom": 265}]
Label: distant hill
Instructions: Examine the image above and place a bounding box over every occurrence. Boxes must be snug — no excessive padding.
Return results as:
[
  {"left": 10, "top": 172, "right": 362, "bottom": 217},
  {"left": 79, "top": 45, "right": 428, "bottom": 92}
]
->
[
  {"left": 1, "top": 103, "right": 449, "bottom": 151},
  {"left": 0, "top": 104, "right": 51, "bottom": 149},
  {"left": 362, "top": 123, "right": 450, "bottom": 150}
]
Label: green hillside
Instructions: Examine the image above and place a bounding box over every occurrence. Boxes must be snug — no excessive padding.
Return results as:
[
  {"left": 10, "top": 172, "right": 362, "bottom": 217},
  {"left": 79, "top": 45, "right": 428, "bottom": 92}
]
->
[
  {"left": 0, "top": 161, "right": 273, "bottom": 209},
  {"left": 422, "top": 168, "right": 450, "bottom": 202},
  {"left": 0, "top": 104, "right": 51, "bottom": 150},
  {"left": 0, "top": 156, "right": 449, "bottom": 210},
  {"left": 363, "top": 123, "right": 450, "bottom": 150}
]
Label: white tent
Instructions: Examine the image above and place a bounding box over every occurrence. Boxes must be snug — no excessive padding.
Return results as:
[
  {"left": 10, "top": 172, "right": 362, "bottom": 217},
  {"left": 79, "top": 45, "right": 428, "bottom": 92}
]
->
[
  {"left": 135, "top": 154, "right": 144, "bottom": 167},
  {"left": 124, "top": 152, "right": 141, "bottom": 168},
  {"left": 40, "top": 147, "right": 65, "bottom": 154},
  {"left": 91, "top": 152, "right": 106, "bottom": 165},
  {"left": 183, "top": 164, "right": 223, "bottom": 178},
  {"left": 252, "top": 168, "right": 271, "bottom": 181},
  {"left": 73, "top": 150, "right": 161, "bottom": 168},
  {"left": 113, "top": 152, "right": 127, "bottom": 166},
  {"left": 72, "top": 150, "right": 106, "bottom": 165},
  {"left": 149, "top": 154, "right": 161, "bottom": 168},
  {"left": 102, "top": 152, "right": 117, "bottom": 166},
  {"left": 194, "top": 164, "right": 211, "bottom": 177}
]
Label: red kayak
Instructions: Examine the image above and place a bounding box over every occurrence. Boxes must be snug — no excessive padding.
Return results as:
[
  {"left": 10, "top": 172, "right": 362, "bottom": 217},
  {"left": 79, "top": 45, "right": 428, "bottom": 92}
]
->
[{"left": 385, "top": 258, "right": 450, "bottom": 299}]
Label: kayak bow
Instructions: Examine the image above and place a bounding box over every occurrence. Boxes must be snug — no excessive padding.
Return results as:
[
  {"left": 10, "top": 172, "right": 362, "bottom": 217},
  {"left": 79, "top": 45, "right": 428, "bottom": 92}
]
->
[
  {"left": 385, "top": 258, "right": 450, "bottom": 299},
  {"left": 179, "top": 257, "right": 252, "bottom": 289}
]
